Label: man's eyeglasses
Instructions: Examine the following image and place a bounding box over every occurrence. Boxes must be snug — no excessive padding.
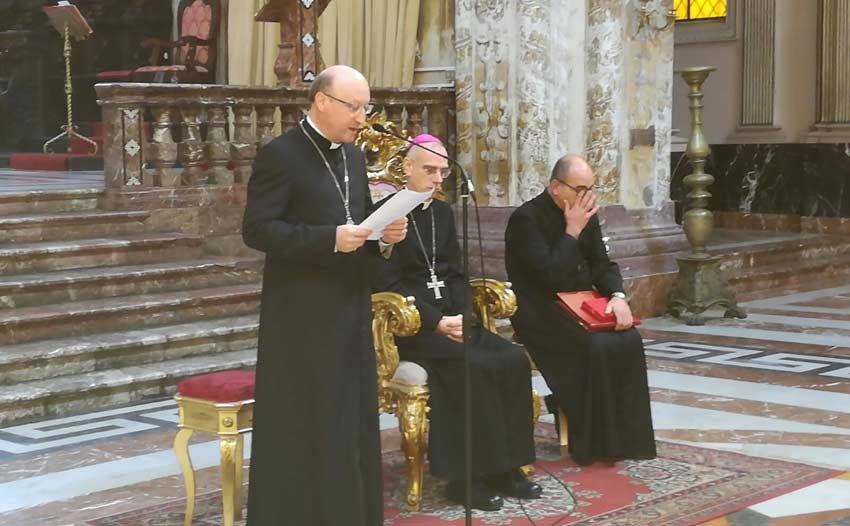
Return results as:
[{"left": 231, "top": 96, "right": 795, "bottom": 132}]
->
[
  {"left": 556, "top": 179, "right": 594, "bottom": 195},
  {"left": 322, "top": 92, "right": 374, "bottom": 115},
  {"left": 420, "top": 164, "right": 452, "bottom": 180}
]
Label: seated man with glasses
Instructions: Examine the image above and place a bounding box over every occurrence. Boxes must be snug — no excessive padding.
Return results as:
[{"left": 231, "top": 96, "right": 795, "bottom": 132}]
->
[
  {"left": 372, "top": 134, "right": 541, "bottom": 511},
  {"left": 504, "top": 154, "right": 656, "bottom": 466}
]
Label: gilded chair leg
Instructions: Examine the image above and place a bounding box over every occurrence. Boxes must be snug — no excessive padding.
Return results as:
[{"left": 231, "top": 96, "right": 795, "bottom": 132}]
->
[
  {"left": 219, "top": 436, "right": 238, "bottom": 526},
  {"left": 558, "top": 409, "right": 569, "bottom": 448},
  {"left": 397, "top": 394, "right": 429, "bottom": 512},
  {"left": 233, "top": 435, "right": 244, "bottom": 519},
  {"left": 173, "top": 427, "right": 195, "bottom": 526}
]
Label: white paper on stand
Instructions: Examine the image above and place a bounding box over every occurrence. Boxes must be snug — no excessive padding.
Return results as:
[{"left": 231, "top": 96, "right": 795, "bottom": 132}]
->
[{"left": 360, "top": 189, "right": 434, "bottom": 240}]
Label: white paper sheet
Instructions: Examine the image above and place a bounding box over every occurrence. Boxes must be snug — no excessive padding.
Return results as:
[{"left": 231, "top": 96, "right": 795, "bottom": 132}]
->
[{"left": 360, "top": 189, "right": 434, "bottom": 240}]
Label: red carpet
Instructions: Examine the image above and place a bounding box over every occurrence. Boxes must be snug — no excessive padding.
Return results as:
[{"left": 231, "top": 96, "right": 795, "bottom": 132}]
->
[
  {"left": 10, "top": 121, "right": 109, "bottom": 170},
  {"left": 8, "top": 153, "right": 79, "bottom": 171},
  {"left": 86, "top": 428, "right": 838, "bottom": 526}
]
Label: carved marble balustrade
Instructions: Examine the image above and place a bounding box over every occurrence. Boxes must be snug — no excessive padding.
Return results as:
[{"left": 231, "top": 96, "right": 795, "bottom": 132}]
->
[{"left": 95, "top": 83, "right": 455, "bottom": 189}]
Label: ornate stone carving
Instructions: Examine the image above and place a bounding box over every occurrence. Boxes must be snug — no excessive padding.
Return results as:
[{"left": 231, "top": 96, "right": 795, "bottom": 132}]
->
[
  {"left": 474, "top": 1, "right": 510, "bottom": 205},
  {"left": 515, "top": 0, "right": 550, "bottom": 203},
  {"left": 585, "top": 0, "right": 625, "bottom": 205},
  {"left": 455, "top": 0, "right": 512, "bottom": 205}
]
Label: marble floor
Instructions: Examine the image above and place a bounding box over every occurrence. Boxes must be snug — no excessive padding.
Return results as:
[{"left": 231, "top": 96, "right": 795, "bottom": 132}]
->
[
  {"left": 2, "top": 279, "right": 850, "bottom": 525},
  {"left": 0, "top": 169, "right": 104, "bottom": 192}
]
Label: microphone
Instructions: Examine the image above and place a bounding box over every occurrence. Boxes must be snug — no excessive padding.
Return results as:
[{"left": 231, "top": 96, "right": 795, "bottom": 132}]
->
[{"left": 371, "top": 123, "right": 476, "bottom": 202}]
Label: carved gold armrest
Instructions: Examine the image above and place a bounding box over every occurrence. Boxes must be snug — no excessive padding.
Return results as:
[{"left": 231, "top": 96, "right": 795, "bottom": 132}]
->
[
  {"left": 371, "top": 292, "right": 422, "bottom": 411},
  {"left": 469, "top": 279, "right": 517, "bottom": 332}
]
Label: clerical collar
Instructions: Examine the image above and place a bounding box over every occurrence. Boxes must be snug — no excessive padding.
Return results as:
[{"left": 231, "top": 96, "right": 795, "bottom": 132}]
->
[{"left": 305, "top": 115, "right": 341, "bottom": 150}]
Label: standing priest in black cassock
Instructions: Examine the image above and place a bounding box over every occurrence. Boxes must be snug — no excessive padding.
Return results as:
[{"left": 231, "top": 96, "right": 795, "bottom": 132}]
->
[
  {"left": 504, "top": 154, "right": 656, "bottom": 466},
  {"left": 242, "top": 65, "right": 408, "bottom": 526},
  {"left": 372, "top": 134, "right": 541, "bottom": 512}
]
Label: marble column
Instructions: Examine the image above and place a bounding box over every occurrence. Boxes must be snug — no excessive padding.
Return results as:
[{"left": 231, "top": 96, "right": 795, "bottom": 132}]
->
[
  {"left": 621, "top": 0, "right": 675, "bottom": 209},
  {"left": 729, "top": 0, "right": 784, "bottom": 143},
  {"left": 455, "top": 0, "right": 674, "bottom": 210},
  {"left": 585, "top": 0, "right": 626, "bottom": 206},
  {"left": 807, "top": 0, "right": 850, "bottom": 141},
  {"left": 816, "top": 0, "right": 850, "bottom": 125},
  {"left": 741, "top": 0, "right": 776, "bottom": 126},
  {"left": 455, "top": 1, "right": 511, "bottom": 205}
]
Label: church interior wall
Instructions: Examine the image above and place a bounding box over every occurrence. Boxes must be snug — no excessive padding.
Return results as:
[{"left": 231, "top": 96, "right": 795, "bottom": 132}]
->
[
  {"left": 671, "top": 0, "right": 742, "bottom": 145},
  {"left": 670, "top": 0, "right": 850, "bottom": 220}
]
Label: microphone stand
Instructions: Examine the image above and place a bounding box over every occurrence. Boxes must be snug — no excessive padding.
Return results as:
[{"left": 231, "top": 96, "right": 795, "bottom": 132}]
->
[
  {"left": 370, "top": 124, "right": 476, "bottom": 524},
  {"left": 459, "top": 166, "right": 474, "bottom": 526}
]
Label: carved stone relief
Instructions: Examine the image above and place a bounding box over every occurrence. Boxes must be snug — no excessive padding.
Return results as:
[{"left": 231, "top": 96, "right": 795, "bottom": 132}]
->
[
  {"left": 585, "top": 0, "right": 625, "bottom": 205},
  {"left": 514, "top": 0, "right": 550, "bottom": 204}
]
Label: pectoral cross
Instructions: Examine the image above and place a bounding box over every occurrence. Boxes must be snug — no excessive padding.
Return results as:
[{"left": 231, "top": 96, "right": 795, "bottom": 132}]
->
[{"left": 426, "top": 271, "right": 446, "bottom": 300}]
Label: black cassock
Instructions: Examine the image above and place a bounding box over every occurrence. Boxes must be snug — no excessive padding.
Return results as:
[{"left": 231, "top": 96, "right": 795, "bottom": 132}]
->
[
  {"left": 242, "top": 121, "right": 382, "bottom": 526},
  {"left": 504, "top": 190, "right": 656, "bottom": 465},
  {"left": 373, "top": 198, "right": 535, "bottom": 480}
]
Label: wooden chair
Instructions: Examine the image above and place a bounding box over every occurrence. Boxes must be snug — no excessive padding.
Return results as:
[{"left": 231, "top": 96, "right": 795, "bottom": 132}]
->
[
  {"left": 355, "top": 115, "right": 538, "bottom": 511},
  {"left": 96, "top": 0, "right": 220, "bottom": 84}
]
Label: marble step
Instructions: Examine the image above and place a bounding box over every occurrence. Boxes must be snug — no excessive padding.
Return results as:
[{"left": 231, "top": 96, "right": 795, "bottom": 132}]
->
[
  {"left": 0, "top": 348, "right": 257, "bottom": 427},
  {"left": 0, "top": 314, "right": 259, "bottom": 385},
  {"left": 730, "top": 252, "right": 850, "bottom": 294},
  {"left": 0, "top": 209, "right": 153, "bottom": 243},
  {"left": 0, "top": 188, "right": 102, "bottom": 215},
  {"left": 0, "top": 256, "right": 263, "bottom": 309},
  {"left": 619, "top": 233, "right": 850, "bottom": 280},
  {"left": 0, "top": 232, "right": 204, "bottom": 276},
  {"left": 0, "top": 283, "right": 261, "bottom": 345}
]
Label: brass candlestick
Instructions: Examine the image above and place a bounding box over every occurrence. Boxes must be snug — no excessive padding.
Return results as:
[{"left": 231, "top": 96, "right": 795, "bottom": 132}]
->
[{"left": 667, "top": 67, "right": 745, "bottom": 325}]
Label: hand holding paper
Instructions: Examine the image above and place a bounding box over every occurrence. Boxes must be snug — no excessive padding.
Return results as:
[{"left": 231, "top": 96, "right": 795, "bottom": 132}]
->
[{"left": 360, "top": 189, "right": 433, "bottom": 240}]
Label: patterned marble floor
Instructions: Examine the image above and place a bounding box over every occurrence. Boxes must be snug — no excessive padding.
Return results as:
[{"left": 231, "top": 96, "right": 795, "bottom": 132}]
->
[
  {"left": 1, "top": 280, "right": 850, "bottom": 525},
  {"left": 0, "top": 169, "right": 104, "bottom": 192}
]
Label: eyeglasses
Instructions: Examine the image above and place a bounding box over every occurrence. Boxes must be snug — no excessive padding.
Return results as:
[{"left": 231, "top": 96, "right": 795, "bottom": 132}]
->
[
  {"left": 556, "top": 179, "right": 594, "bottom": 194},
  {"left": 322, "top": 92, "right": 374, "bottom": 115},
  {"left": 420, "top": 164, "right": 452, "bottom": 180}
]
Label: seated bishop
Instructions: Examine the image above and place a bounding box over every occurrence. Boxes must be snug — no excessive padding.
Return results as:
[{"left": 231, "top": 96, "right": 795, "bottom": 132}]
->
[
  {"left": 504, "top": 154, "right": 656, "bottom": 466},
  {"left": 372, "top": 134, "right": 541, "bottom": 511}
]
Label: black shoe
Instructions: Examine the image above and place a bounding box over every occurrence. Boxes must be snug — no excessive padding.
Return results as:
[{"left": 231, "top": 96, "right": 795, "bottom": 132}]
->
[
  {"left": 446, "top": 478, "right": 504, "bottom": 511},
  {"left": 486, "top": 469, "right": 543, "bottom": 500}
]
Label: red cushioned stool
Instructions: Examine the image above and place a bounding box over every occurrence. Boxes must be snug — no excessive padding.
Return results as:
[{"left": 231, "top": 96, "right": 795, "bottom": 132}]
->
[{"left": 174, "top": 370, "right": 255, "bottom": 526}]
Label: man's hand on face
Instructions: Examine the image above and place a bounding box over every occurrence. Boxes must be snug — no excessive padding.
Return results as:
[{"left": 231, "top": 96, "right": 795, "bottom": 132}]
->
[
  {"left": 380, "top": 217, "right": 408, "bottom": 245},
  {"left": 436, "top": 314, "right": 463, "bottom": 343},
  {"left": 564, "top": 190, "right": 599, "bottom": 239},
  {"left": 605, "top": 297, "right": 634, "bottom": 331},
  {"left": 335, "top": 225, "right": 371, "bottom": 252}
]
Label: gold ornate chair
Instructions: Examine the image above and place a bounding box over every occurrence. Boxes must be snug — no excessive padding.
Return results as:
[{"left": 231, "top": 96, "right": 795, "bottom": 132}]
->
[{"left": 356, "top": 116, "right": 537, "bottom": 511}]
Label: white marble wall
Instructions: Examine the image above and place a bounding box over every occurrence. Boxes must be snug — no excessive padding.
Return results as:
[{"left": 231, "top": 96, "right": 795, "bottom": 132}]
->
[{"left": 454, "top": 0, "right": 674, "bottom": 209}]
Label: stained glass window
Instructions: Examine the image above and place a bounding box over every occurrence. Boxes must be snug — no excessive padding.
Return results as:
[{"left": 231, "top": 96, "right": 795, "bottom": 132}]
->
[{"left": 674, "top": 0, "right": 727, "bottom": 21}]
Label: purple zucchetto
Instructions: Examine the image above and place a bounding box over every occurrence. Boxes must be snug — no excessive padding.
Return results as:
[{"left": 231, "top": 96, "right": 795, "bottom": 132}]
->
[{"left": 409, "top": 133, "right": 444, "bottom": 146}]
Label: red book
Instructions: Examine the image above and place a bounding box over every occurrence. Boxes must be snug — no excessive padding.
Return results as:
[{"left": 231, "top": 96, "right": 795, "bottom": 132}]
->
[
  {"left": 555, "top": 290, "right": 640, "bottom": 332},
  {"left": 581, "top": 296, "right": 616, "bottom": 322}
]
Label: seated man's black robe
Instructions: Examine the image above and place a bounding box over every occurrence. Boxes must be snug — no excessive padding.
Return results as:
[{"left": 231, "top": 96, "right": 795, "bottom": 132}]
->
[
  {"left": 374, "top": 198, "right": 536, "bottom": 480},
  {"left": 504, "top": 190, "right": 656, "bottom": 465}
]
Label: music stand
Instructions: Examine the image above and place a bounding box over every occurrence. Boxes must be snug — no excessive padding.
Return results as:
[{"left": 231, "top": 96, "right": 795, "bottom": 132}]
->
[{"left": 42, "top": 1, "right": 97, "bottom": 155}]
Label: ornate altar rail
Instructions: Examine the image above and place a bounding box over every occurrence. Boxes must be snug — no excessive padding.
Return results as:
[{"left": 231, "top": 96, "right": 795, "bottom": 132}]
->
[{"left": 95, "top": 83, "right": 455, "bottom": 189}]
